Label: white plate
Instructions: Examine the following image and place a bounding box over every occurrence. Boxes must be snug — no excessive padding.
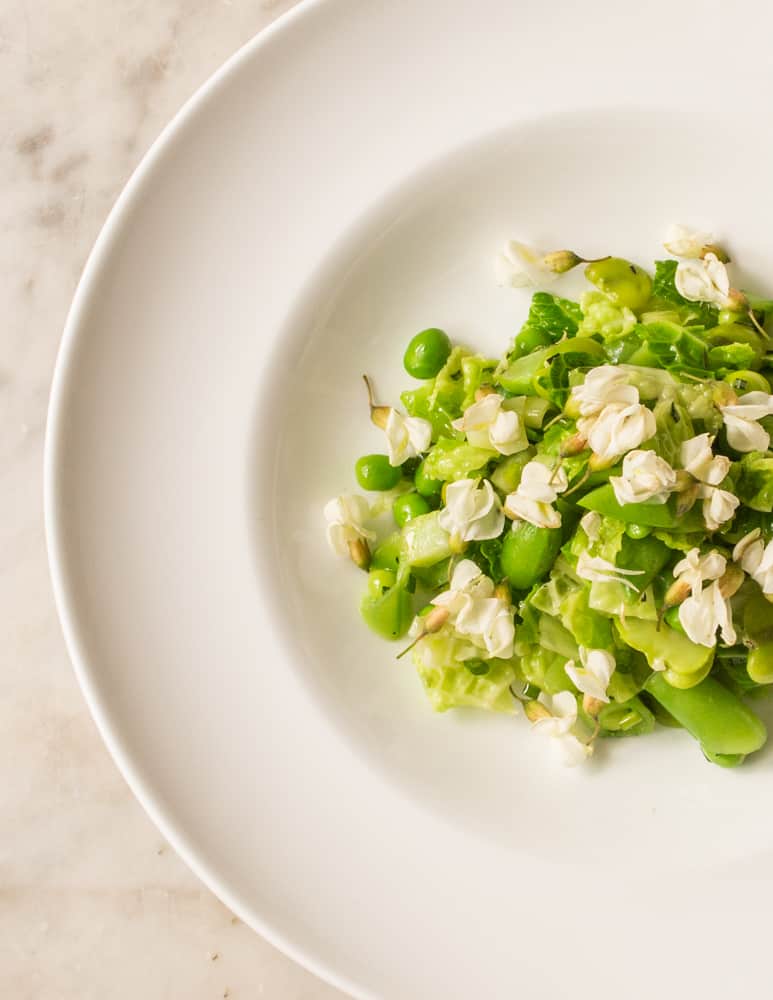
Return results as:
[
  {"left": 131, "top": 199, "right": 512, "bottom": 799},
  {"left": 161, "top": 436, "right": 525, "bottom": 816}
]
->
[{"left": 46, "top": 1, "right": 773, "bottom": 997}]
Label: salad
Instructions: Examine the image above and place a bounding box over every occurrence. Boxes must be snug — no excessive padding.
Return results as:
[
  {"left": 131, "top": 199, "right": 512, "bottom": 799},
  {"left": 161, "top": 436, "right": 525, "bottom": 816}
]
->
[{"left": 324, "top": 225, "right": 773, "bottom": 766}]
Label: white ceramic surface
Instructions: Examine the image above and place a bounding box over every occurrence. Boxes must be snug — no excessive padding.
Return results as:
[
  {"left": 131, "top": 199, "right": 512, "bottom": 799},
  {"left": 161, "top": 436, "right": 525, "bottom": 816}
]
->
[
  {"left": 4, "top": 2, "right": 341, "bottom": 997},
  {"left": 45, "top": 1, "right": 773, "bottom": 998}
]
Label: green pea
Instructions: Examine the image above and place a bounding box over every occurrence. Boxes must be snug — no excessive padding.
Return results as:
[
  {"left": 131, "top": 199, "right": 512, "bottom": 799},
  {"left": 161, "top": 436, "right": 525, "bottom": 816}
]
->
[
  {"left": 585, "top": 257, "right": 653, "bottom": 312},
  {"left": 393, "top": 492, "right": 431, "bottom": 527},
  {"left": 465, "top": 659, "right": 490, "bottom": 676},
  {"left": 403, "top": 328, "right": 452, "bottom": 380},
  {"left": 501, "top": 522, "right": 562, "bottom": 589},
  {"left": 355, "top": 454, "right": 402, "bottom": 491},
  {"left": 723, "top": 369, "right": 772, "bottom": 395},
  {"left": 645, "top": 672, "right": 767, "bottom": 758},
  {"left": 624, "top": 522, "right": 653, "bottom": 539},
  {"left": 414, "top": 460, "right": 443, "bottom": 499}
]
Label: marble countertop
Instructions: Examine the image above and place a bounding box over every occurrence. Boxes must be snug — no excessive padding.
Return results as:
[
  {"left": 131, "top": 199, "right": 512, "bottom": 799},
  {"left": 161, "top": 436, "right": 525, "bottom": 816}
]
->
[{"left": 2, "top": 2, "right": 343, "bottom": 996}]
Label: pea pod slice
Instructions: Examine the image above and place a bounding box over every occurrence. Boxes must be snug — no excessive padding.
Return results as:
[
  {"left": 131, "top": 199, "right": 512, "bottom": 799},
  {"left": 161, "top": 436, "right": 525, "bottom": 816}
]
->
[
  {"left": 646, "top": 672, "right": 767, "bottom": 757},
  {"left": 497, "top": 337, "right": 605, "bottom": 395}
]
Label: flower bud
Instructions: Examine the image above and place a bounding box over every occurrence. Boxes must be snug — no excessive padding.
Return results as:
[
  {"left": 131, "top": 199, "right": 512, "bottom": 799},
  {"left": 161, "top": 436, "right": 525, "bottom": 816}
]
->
[
  {"left": 582, "top": 693, "right": 605, "bottom": 718},
  {"left": 718, "top": 564, "right": 745, "bottom": 599},
  {"left": 675, "top": 481, "right": 700, "bottom": 517},
  {"left": 475, "top": 385, "right": 497, "bottom": 401},
  {"left": 524, "top": 700, "right": 551, "bottom": 723},
  {"left": 362, "top": 374, "right": 391, "bottom": 429},
  {"left": 423, "top": 606, "right": 449, "bottom": 634},
  {"left": 664, "top": 577, "right": 692, "bottom": 609},
  {"left": 541, "top": 250, "right": 583, "bottom": 274},
  {"left": 724, "top": 288, "right": 748, "bottom": 312},
  {"left": 347, "top": 538, "right": 371, "bottom": 570},
  {"left": 494, "top": 580, "right": 511, "bottom": 604},
  {"left": 700, "top": 243, "right": 730, "bottom": 264},
  {"left": 560, "top": 432, "right": 588, "bottom": 457}
]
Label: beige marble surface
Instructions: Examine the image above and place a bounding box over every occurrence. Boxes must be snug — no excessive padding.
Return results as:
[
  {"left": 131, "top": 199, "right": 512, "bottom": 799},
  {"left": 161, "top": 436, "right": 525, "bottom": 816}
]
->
[{"left": 1, "top": 2, "right": 344, "bottom": 997}]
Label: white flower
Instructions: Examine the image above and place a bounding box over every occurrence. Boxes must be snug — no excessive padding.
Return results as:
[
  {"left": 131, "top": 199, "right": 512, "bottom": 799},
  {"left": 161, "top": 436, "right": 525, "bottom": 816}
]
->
[
  {"left": 565, "top": 647, "right": 616, "bottom": 703},
  {"left": 504, "top": 461, "right": 567, "bottom": 530},
  {"left": 675, "top": 252, "right": 731, "bottom": 307},
  {"left": 697, "top": 483, "right": 739, "bottom": 532},
  {"left": 570, "top": 366, "right": 639, "bottom": 418},
  {"left": 734, "top": 528, "right": 773, "bottom": 595},
  {"left": 680, "top": 434, "right": 737, "bottom": 531},
  {"left": 579, "top": 511, "right": 602, "bottom": 542},
  {"left": 438, "top": 478, "right": 504, "bottom": 542},
  {"left": 451, "top": 394, "right": 528, "bottom": 456},
  {"left": 323, "top": 494, "right": 375, "bottom": 557},
  {"left": 663, "top": 223, "right": 716, "bottom": 259},
  {"left": 576, "top": 551, "right": 645, "bottom": 589},
  {"left": 720, "top": 392, "right": 773, "bottom": 453},
  {"left": 431, "top": 559, "right": 514, "bottom": 659},
  {"left": 679, "top": 580, "right": 736, "bottom": 648},
  {"left": 384, "top": 409, "right": 432, "bottom": 466},
  {"left": 680, "top": 434, "right": 731, "bottom": 485},
  {"left": 494, "top": 240, "right": 558, "bottom": 288},
  {"left": 578, "top": 402, "right": 656, "bottom": 464},
  {"left": 531, "top": 691, "right": 592, "bottom": 766},
  {"left": 610, "top": 450, "right": 677, "bottom": 505},
  {"left": 673, "top": 547, "right": 726, "bottom": 597}
]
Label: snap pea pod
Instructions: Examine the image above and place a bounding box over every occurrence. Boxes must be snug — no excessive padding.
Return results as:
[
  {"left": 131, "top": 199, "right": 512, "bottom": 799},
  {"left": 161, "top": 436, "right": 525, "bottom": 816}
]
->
[
  {"left": 646, "top": 673, "right": 767, "bottom": 758},
  {"left": 579, "top": 484, "right": 707, "bottom": 531},
  {"left": 501, "top": 522, "right": 562, "bottom": 589}
]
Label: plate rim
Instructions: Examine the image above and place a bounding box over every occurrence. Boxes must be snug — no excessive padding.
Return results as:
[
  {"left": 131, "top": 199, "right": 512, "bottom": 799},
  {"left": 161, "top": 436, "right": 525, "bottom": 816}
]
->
[{"left": 43, "top": 2, "right": 370, "bottom": 997}]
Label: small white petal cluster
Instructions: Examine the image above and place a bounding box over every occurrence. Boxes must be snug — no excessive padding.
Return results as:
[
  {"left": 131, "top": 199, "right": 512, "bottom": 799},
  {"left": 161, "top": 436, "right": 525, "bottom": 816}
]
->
[
  {"left": 565, "top": 647, "right": 616, "bottom": 703},
  {"left": 610, "top": 450, "right": 677, "bottom": 506},
  {"left": 504, "top": 461, "right": 568, "bottom": 530},
  {"left": 675, "top": 252, "right": 731, "bottom": 308},
  {"left": 430, "top": 559, "right": 515, "bottom": 659},
  {"left": 323, "top": 495, "right": 375, "bottom": 557},
  {"left": 680, "top": 434, "right": 738, "bottom": 531},
  {"left": 530, "top": 691, "right": 592, "bottom": 766},
  {"left": 494, "top": 240, "right": 558, "bottom": 288},
  {"left": 672, "top": 548, "right": 735, "bottom": 647},
  {"left": 664, "top": 223, "right": 716, "bottom": 259},
  {"left": 451, "top": 393, "right": 529, "bottom": 456},
  {"left": 734, "top": 529, "right": 773, "bottom": 597},
  {"left": 438, "top": 479, "right": 505, "bottom": 542},
  {"left": 384, "top": 409, "right": 433, "bottom": 466},
  {"left": 572, "top": 367, "right": 656, "bottom": 464},
  {"left": 575, "top": 551, "right": 644, "bottom": 589},
  {"left": 720, "top": 392, "right": 773, "bottom": 453}
]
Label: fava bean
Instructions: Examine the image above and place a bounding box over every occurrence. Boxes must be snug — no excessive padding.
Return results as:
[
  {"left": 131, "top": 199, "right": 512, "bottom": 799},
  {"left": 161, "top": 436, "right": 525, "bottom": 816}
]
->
[
  {"left": 585, "top": 257, "right": 653, "bottom": 312},
  {"left": 723, "top": 369, "right": 772, "bottom": 395}
]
